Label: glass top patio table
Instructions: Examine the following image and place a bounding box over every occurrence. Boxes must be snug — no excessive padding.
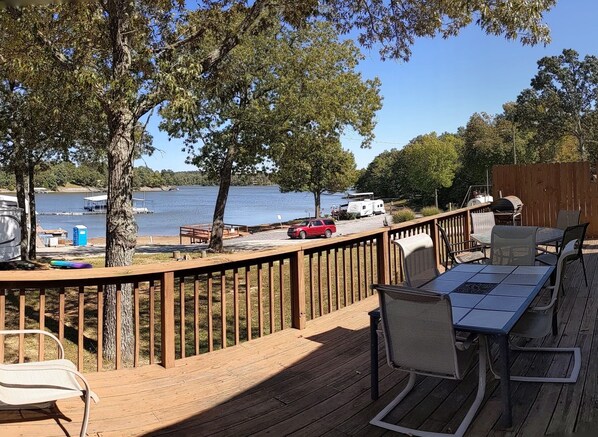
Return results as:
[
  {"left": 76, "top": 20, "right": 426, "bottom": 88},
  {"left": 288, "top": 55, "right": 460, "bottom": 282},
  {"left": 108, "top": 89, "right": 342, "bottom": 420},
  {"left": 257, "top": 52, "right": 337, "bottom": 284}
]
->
[
  {"left": 420, "top": 263, "right": 553, "bottom": 335},
  {"left": 471, "top": 226, "right": 564, "bottom": 248}
]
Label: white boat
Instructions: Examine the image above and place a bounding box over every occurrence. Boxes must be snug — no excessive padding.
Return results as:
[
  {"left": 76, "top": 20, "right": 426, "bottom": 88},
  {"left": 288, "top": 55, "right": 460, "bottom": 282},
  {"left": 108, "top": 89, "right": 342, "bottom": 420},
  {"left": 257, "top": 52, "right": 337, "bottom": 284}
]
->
[
  {"left": 84, "top": 194, "right": 153, "bottom": 214},
  {"left": 343, "top": 191, "right": 374, "bottom": 201},
  {"left": 467, "top": 194, "right": 494, "bottom": 207}
]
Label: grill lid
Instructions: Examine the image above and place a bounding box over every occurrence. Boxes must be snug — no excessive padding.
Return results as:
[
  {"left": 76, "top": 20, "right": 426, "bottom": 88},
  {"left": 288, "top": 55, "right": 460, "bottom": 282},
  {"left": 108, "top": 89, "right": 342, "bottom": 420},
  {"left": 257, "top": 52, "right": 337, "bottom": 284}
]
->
[{"left": 490, "top": 195, "right": 523, "bottom": 213}]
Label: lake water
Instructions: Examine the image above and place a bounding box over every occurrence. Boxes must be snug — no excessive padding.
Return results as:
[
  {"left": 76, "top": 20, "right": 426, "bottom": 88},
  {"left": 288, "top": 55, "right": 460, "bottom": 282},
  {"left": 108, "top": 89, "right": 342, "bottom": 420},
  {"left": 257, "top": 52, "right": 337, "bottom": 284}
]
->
[{"left": 35, "top": 186, "right": 346, "bottom": 238}]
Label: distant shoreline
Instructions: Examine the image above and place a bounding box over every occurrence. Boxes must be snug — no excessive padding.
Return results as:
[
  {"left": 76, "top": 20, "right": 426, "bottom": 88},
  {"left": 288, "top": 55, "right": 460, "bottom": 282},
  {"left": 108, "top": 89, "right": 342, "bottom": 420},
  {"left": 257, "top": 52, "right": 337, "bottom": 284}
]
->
[
  {"left": 0, "top": 186, "right": 177, "bottom": 194},
  {"left": 0, "top": 184, "right": 282, "bottom": 194}
]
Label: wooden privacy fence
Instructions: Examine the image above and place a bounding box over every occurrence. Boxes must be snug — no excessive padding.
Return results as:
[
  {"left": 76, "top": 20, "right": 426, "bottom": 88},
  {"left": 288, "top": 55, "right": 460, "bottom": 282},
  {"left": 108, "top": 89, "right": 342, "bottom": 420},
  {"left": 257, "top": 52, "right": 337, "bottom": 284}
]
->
[
  {"left": 493, "top": 161, "right": 597, "bottom": 237},
  {"left": 0, "top": 204, "right": 486, "bottom": 372}
]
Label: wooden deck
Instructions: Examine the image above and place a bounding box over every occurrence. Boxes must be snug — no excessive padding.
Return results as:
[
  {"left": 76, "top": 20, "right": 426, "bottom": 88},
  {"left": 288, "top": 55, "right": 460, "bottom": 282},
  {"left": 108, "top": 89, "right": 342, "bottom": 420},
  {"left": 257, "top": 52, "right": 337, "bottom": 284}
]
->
[{"left": 2, "top": 246, "right": 598, "bottom": 436}]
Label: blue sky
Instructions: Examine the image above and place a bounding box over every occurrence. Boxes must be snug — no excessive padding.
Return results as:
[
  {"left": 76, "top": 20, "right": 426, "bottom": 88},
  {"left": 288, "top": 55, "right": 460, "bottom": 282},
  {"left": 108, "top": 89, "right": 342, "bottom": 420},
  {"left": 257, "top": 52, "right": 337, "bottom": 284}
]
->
[{"left": 136, "top": 0, "right": 596, "bottom": 172}]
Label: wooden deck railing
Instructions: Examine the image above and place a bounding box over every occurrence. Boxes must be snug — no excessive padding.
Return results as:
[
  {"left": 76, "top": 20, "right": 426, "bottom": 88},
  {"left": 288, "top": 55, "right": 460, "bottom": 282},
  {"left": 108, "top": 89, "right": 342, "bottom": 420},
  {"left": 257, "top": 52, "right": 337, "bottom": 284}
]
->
[
  {"left": 0, "top": 204, "right": 487, "bottom": 372},
  {"left": 179, "top": 223, "right": 248, "bottom": 244}
]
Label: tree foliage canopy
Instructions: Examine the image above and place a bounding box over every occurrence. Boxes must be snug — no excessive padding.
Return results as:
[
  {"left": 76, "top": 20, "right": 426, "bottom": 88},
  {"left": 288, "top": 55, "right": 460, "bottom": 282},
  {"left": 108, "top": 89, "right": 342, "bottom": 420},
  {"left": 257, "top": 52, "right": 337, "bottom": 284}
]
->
[
  {"left": 271, "top": 22, "right": 381, "bottom": 216},
  {"left": 399, "top": 133, "right": 460, "bottom": 200},
  {"left": 515, "top": 49, "right": 598, "bottom": 161},
  {"left": 322, "top": 0, "right": 554, "bottom": 60}
]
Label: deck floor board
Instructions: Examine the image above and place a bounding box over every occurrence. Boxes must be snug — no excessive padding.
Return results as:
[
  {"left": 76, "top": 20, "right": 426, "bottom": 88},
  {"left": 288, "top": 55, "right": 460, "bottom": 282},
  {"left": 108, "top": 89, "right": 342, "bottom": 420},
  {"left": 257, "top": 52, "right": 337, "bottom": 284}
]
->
[{"left": 1, "top": 247, "right": 596, "bottom": 436}]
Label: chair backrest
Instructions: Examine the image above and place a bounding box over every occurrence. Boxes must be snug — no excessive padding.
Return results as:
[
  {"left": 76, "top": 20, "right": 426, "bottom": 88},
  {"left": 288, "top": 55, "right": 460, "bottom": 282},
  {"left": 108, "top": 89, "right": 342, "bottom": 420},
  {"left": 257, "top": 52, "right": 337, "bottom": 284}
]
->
[
  {"left": 374, "top": 284, "right": 462, "bottom": 378},
  {"left": 549, "top": 240, "right": 579, "bottom": 308},
  {"left": 560, "top": 223, "right": 588, "bottom": 260},
  {"left": 556, "top": 209, "right": 581, "bottom": 230},
  {"left": 490, "top": 225, "right": 538, "bottom": 266},
  {"left": 436, "top": 223, "right": 455, "bottom": 268},
  {"left": 394, "top": 233, "right": 439, "bottom": 287},
  {"left": 471, "top": 212, "right": 495, "bottom": 234}
]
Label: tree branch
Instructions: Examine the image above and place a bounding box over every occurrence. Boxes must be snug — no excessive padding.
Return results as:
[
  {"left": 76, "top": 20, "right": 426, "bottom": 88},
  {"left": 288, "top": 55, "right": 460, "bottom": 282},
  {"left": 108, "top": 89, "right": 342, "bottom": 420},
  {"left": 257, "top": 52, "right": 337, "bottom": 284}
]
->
[
  {"left": 136, "top": 0, "right": 276, "bottom": 119},
  {"left": 6, "top": 6, "right": 111, "bottom": 112}
]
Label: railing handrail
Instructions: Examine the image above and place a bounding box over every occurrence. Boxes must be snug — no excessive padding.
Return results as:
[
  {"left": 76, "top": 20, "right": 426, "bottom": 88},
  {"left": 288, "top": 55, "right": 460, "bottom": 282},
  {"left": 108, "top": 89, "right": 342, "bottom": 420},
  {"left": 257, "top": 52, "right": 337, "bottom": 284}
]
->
[{"left": 0, "top": 203, "right": 489, "bottom": 287}]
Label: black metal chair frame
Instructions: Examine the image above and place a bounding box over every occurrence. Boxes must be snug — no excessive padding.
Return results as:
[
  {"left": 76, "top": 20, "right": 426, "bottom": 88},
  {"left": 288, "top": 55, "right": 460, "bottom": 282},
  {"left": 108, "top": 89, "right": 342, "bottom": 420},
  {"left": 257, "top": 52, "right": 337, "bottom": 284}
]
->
[
  {"left": 436, "top": 222, "right": 487, "bottom": 270},
  {"left": 537, "top": 222, "right": 589, "bottom": 287}
]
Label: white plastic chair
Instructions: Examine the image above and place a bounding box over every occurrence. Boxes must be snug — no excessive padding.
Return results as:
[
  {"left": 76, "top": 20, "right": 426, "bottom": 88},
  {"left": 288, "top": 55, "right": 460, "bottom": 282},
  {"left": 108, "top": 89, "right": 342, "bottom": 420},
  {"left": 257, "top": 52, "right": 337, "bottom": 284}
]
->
[
  {"left": 490, "top": 225, "right": 538, "bottom": 266},
  {"left": 371, "top": 285, "right": 487, "bottom": 437},
  {"left": 491, "top": 240, "right": 581, "bottom": 383},
  {"left": 0, "top": 329, "right": 99, "bottom": 437},
  {"left": 394, "top": 233, "right": 438, "bottom": 287}
]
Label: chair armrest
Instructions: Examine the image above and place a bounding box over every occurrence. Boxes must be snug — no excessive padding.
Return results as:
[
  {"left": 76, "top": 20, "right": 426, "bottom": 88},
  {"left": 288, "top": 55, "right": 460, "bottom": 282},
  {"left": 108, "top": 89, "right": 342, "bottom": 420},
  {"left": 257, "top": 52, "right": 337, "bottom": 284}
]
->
[
  {"left": 451, "top": 247, "right": 481, "bottom": 254},
  {"left": 0, "top": 329, "right": 64, "bottom": 359},
  {"left": 450, "top": 240, "right": 482, "bottom": 251},
  {"left": 3, "top": 362, "right": 100, "bottom": 403},
  {"left": 536, "top": 246, "right": 557, "bottom": 255},
  {"left": 527, "top": 286, "right": 557, "bottom": 312}
]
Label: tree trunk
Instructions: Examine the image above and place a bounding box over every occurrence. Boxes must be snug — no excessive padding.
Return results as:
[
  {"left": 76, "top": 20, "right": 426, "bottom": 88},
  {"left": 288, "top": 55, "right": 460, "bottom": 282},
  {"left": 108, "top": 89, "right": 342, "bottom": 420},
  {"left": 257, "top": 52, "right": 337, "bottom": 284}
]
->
[
  {"left": 14, "top": 150, "right": 31, "bottom": 260},
  {"left": 103, "top": 108, "right": 137, "bottom": 362},
  {"left": 314, "top": 191, "right": 321, "bottom": 218},
  {"left": 27, "top": 158, "right": 36, "bottom": 259},
  {"left": 210, "top": 144, "right": 236, "bottom": 252},
  {"left": 102, "top": 0, "right": 136, "bottom": 363}
]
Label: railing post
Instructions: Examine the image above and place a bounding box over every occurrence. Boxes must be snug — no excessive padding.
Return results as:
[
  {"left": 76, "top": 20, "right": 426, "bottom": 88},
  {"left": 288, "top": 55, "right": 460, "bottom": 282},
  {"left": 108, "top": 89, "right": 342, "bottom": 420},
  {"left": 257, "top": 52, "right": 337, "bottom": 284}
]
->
[
  {"left": 464, "top": 208, "right": 472, "bottom": 242},
  {"left": 376, "top": 230, "right": 390, "bottom": 284},
  {"left": 430, "top": 218, "right": 441, "bottom": 269},
  {"left": 290, "top": 249, "right": 306, "bottom": 330},
  {"left": 161, "top": 271, "right": 175, "bottom": 368}
]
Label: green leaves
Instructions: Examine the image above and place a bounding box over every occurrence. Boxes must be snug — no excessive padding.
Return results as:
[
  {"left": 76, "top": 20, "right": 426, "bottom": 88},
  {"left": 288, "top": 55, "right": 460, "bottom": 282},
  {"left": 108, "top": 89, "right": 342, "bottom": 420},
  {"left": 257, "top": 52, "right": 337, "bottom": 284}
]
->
[
  {"left": 516, "top": 48, "right": 598, "bottom": 161},
  {"left": 322, "top": 0, "right": 554, "bottom": 61},
  {"left": 400, "top": 133, "right": 460, "bottom": 198},
  {"left": 355, "top": 149, "right": 402, "bottom": 198}
]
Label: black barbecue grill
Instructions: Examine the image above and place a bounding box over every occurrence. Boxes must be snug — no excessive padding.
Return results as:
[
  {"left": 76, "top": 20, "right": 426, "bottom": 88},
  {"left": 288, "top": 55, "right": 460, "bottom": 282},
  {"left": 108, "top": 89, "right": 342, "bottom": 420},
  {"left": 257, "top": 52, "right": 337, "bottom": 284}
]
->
[{"left": 490, "top": 195, "right": 523, "bottom": 225}]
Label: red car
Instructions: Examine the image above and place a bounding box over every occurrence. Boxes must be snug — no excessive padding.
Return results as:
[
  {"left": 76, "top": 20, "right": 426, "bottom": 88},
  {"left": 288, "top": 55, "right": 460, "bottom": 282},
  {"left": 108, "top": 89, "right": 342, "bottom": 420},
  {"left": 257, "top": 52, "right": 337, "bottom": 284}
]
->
[{"left": 287, "top": 218, "right": 336, "bottom": 239}]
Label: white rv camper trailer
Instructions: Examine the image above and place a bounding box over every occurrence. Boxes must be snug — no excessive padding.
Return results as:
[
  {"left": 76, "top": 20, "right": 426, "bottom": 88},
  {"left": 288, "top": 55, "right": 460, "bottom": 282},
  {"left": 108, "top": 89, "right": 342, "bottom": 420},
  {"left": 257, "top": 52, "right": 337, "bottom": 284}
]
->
[
  {"left": 372, "top": 199, "right": 385, "bottom": 215},
  {"left": 347, "top": 200, "right": 374, "bottom": 217},
  {"left": 344, "top": 198, "right": 385, "bottom": 218}
]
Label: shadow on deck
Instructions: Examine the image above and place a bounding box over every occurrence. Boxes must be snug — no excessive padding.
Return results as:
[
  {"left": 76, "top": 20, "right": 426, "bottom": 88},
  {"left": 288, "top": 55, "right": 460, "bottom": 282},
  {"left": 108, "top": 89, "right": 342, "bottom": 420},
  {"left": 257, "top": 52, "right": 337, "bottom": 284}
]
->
[{"left": 2, "top": 249, "right": 598, "bottom": 436}]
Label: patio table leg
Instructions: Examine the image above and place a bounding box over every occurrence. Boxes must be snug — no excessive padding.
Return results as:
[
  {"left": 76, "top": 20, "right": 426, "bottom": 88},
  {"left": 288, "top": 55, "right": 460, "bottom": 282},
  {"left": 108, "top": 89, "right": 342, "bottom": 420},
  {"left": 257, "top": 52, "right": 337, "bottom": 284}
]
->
[
  {"left": 497, "top": 334, "right": 512, "bottom": 428},
  {"left": 369, "top": 311, "right": 380, "bottom": 400}
]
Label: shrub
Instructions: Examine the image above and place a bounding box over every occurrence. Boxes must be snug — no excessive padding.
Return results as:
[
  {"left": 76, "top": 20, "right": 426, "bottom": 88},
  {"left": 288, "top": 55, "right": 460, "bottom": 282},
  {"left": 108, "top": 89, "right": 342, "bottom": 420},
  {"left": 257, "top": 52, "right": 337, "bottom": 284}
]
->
[
  {"left": 421, "top": 206, "right": 442, "bottom": 217},
  {"left": 392, "top": 208, "right": 416, "bottom": 223}
]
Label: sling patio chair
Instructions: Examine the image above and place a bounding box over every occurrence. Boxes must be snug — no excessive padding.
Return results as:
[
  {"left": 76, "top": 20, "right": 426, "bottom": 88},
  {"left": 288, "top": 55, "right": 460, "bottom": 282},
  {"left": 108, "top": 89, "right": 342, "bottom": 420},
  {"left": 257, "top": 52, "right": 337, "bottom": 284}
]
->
[
  {"left": 394, "top": 233, "right": 438, "bottom": 287},
  {"left": 489, "top": 240, "right": 581, "bottom": 383},
  {"left": 537, "top": 222, "right": 589, "bottom": 287},
  {"left": 490, "top": 225, "right": 538, "bottom": 266},
  {"left": 556, "top": 209, "right": 581, "bottom": 230},
  {"left": 436, "top": 222, "right": 487, "bottom": 270},
  {"left": 370, "top": 284, "right": 487, "bottom": 437},
  {"left": 470, "top": 211, "right": 495, "bottom": 235},
  {"left": 544, "top": 209, "right": 581, "bottom": 252},
  {"left": 0, "top": 329, "right": 99, "bottom": 437}
]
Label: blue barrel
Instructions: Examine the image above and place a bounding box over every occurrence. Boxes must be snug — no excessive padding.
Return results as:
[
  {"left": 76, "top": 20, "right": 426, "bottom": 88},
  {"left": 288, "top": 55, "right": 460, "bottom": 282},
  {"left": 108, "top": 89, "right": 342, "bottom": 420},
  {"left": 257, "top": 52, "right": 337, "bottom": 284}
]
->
[{"left": 73, "top": 225, "right": 88, "bottom": 246}]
